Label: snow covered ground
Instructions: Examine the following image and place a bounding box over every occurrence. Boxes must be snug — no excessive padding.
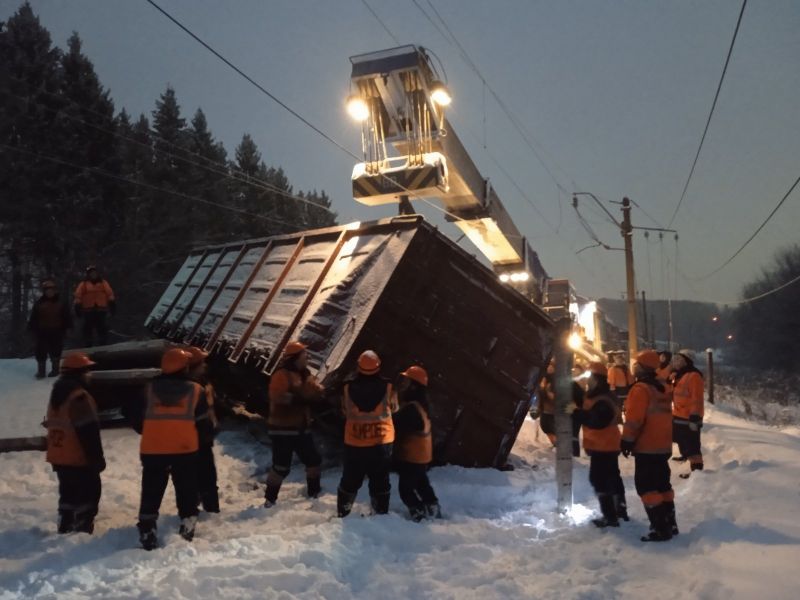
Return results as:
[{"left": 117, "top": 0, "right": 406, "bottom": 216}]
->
[{"left": 2, "top": 358, "right": 800, "bottom": 599}]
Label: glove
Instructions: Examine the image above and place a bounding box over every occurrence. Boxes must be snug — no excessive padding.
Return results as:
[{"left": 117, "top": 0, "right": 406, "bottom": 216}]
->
[
  {"left": 108, "top": 300, "right": 116, "bottom": 316},
  {"left": 74, "top": 304, "right": 83, "bottom": 318},
  {"left": 621, "top": 439, "right": 635, "bottom": 458},
  {"left": 689, "top": 414, "right": 702, "bottom": 432},
  {"left": 564, "top": 402, "right": 576, "bottom": 415}
]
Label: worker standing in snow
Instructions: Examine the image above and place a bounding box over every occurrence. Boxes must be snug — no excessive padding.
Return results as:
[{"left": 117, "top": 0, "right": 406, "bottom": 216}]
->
[
  {"left": 621, "top": 349, "right": 677, "bottom": 542},
  {"left": 393, "top": 365, "right": 442, "bottom": 522},
  {"left": 573, "top": 362, "right": 627, "bottom": 527},
  {"left": 135, "top": 348, "right": 213, "bottom": 550},
  {"left": 44, "top": 352, "right": 105, "bottom": 534},
  {"left": 264, "top": 341, "right": 325, "bottom": 507},
  {"left": 186, "top": 346, "right": 220, "bottom": 512},
  {"left": 538, "top": 360, "right": 557, "bottom": 445},
  {"left": 608, "top": 351, "right": 634, "bottom": 421},
  {"left": 671, "top": 349, "right": 705, "bottom": 478},
  {"left": 656, "top": 351, "right": 674, "bottom": 384},
  {"left": 337, "top": 350, "right": 396, "bottom": 517},
  {"left": 73, "top": 266, "right": 115, "bottom": 347},
  {"left": 28, "top": 279, "right": 73, "bottom": 379}
]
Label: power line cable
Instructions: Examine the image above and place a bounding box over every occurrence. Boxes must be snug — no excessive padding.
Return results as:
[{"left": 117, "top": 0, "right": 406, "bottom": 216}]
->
[{"left": 668, "top": 0, "right": 747, "bottom": 228}]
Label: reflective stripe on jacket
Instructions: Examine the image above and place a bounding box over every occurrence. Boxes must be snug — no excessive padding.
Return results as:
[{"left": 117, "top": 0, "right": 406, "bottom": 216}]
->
[
  {"left": 45, "top": 388, "right": 98, "bottom": 466},
  {"left": 343, "top": 383, "right": 395, "bottom": 447},
  {"left": 581, "top": 394, "right": 621, "bottom": 453},
  {"left": 394, "top": 401, "right": 432, "bottom": 464},
  {"left": 140, "top": 379, "right": 201, "bottom": 455},
  {"left": 622, "top": 381, "right": 673, "bottom": 454},
  {"left": 672, "top": 370, "right": 704, "bottom": 421},
  {"left": 74, "top": 280, "right": 115, "bottom": 309}
]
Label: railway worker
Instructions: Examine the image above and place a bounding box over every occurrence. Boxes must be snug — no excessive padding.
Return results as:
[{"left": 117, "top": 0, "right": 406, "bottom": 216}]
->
[
  {"left": 337, "top": 350, "right": 396, "bottom": 517},
  {"left": 538, "top": 359, "right": 557, "bottom": 445},
  {"left": 28, "top": 279, "right": 73, "bottom": 379},
  {"left": 392, "top": 365, "right": 441, "bottom": 522},
  {"left": 608, "top": 351, "right": 634, "bottom": 421},
  {"left": 671, "top": 349, "right": 705, "bottom": 477},
  {"left": 573, "top": 361, "right": 626, "bottom": 527},
  {"left": 264, "top": 341, "right": 325, "bottom": 507},
  {"left": 186, "top": 346, "right": 220, "bottom": 513},
  {"left": 73, "top": 266, "right": 115, "bottom": 347},
  {"left": 621, "top": 349, "right": 677, "bottom": 542},
  {"left": 656, "top": 351, "right": 674, "bottom": 385},
  {"left": 44, "top": 352, "right": 105, "bottom": 534},
  {"left": 136, "top": 348, "right": 213, "bottom": 550}
]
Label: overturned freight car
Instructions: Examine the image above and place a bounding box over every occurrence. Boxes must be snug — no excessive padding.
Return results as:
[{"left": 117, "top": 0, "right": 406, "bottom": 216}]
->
[{"left": 146, "top": 216, "right": 554, "bottom": 468}]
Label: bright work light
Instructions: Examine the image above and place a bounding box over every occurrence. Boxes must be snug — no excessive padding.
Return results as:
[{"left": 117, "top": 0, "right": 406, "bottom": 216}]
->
[
  {"left": 346, "top": 95, "right": 369, "bottom": 121},
  {"left": 430, "top": 81, "right": 452, "bottom": 106}
]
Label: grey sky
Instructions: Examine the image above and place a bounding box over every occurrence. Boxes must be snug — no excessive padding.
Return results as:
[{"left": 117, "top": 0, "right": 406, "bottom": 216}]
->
[{"left": 7, "top": 0, "right": 799, "bottom": 303}]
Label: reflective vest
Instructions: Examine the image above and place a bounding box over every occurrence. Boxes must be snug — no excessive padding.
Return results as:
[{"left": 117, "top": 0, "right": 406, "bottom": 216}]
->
[
  {"left": 140, "top": 379, "right": 201, "bottom": 455},
  {"left": 581, "top": 393, "right": 621, "bottom": 453},
  {"left": 74, "top": 279, "right": 115, "bottom": 310},
  {"left": 268, "top": 368, "right": 318, "bottom": 432},
  {"left": 622, "top": 381, "right": 673, "bottom": 454},
  {"left": 343, "top": 383, "right": 395, "bottom": 447},
  {"left": 608, "top": 365, "right": 634, "bottom": 398},
  {"left": 45, "top": 388, "right": 98, "bottom": 467},
  {"left": 672, "top": 371, "right": 704, "bottom": 421},
  {"left": 394, "top": 401, "right": 433, "bottom": 464}
]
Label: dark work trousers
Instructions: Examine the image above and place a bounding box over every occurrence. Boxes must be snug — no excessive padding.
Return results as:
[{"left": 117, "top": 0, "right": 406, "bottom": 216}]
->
[
  {"left": 588, "top": 451, "right": 623, "bottom": 496},
  {"left": 613, "top": 391, "right": 628, "bottom": 424},
  {"left": 138, "top": 453, "right": 198, "bottom": 527},
  {"left": 55, "top": 465, "right": 101, "bottom": 520},
  {"left": 397, "top": 462, "right": 438, "bottom": 511},
  {"left": 339, "top": 444, "right": 392, "bottom": 497},
  {"left": 539, "top": 413, "right": 555, "bottom": 437},
  {"left": 633, "top": 454, "right": 672, "bottom": 499},
  {"left": 571, "top": 414, "right": 582, "bottom": 457},
  {"left": 35, "top": 330, "right": 65, "bottom": 363},
  {"left": 269, "top": 432, "right": 322, "bottom": 477},
  {"left": 197, "top": 445, "right": 219, "bottom": 510},
  {"left": 82, "top": 310, "right": 108, "bottom": 347},
  {"left": 673, "top": 420, "right": 702, "bottom": 459}
]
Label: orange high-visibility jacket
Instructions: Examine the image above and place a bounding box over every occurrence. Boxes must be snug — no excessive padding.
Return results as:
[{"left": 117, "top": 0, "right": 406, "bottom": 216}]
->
[
  {"left": 581, "top": 393, "right": 621, "bottom": 453},
  {"left": 394, "top": 401, "right": 433, "bottom": 464},
  {"left": 268, "top": 368, "right": 323, "bottom": 431},
  {"left": 140, "top": 378, "right": 203, "bottom": 455},
  {"left": 343, "top": 383, "right": 395, "bottom": 447},
  {"left": 622, "top": 381, "right": 673, "bottom": 454},
  {"left": 672, "top": 370, "right": 704, "bottom": 421},
  {"left": 45, "top": 388, "right": 99, "bottom": 467},
  {"left": 74, "top": 279, "right": 115, "bottom": 310},
  {"left": 608, "top": 365, "right": 634, "bottom": 394},
  {"left": 656, "top": 365, "right": 674, "bottom": 384}
]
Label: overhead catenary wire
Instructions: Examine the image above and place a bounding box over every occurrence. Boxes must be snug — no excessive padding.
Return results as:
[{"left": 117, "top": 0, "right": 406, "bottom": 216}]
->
[
  {"left": 668, "top": 0, "right": 747, "bottom": 228},
  {"left": 360, "top": 0, "right": 401, "bottom": 45}
]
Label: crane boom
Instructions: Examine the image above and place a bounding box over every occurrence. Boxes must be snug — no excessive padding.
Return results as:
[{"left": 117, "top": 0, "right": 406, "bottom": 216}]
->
[{"left": 346, "top": 45, "right": 548, "bottom": 300}]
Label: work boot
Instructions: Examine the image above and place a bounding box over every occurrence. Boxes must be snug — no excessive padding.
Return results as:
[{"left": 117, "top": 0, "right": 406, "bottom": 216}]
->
[
  {"left": 36, "top": 360, "right": 47, "bottom": 380},
  {"left": 425, "top": 502, "right": 443, "bottom": 519},
  {"left": 200, "top": 490, "right": 220, "bottom": 513},
  {"left": 307, "top": 476, "right": 321, "bottom": 499},
  {"left": 370, "top": 493, "right": 390, "bottom": 515},
  {"left": 57, "top": 510, "right": 74, "bottom": 534},
  {"left": 138, "top": 521, "right": 158, "bottom": 551},
  {"left": 641, "top": 505, "right": 672, "bottom": 542},
  {"left": 592, "top": 494, "right": 620, "bottom": 528},
  {"left": 179, "top": 516, "right": 197, "bottom": 542},
  {"left": 664, "top": 500, "right": 679, "bottom": 536},
  {"left": 614, "top": 495, "right": 630, "bottom": 522},
  {"left": 337, "top": 488, "right": 356, "bottom": 518},
  {"left": 48, "top": 359, "right": 59, "bottom": 377},
  {"left": 409, "top": 505, "right": 427, "bottom": 523},
  {"left": 73, "top": 509, "right": 96, "bottom": 535},
  {"left": 264, "top": 471, "right": 283, "bottom": 506}
]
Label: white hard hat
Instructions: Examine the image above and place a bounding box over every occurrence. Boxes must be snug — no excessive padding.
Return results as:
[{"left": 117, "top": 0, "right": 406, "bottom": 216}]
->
[{"left": 677, "top": 349, "right": 696, "bottom": 363}]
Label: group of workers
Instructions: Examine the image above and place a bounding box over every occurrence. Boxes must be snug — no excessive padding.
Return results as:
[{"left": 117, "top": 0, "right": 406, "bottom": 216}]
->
[
  {"left": 538, "top": 347, "right": 705, "bottom": 542},
  {"left": 43, "top": 341, "right": 441, "bottom": 550},
  {"left": 28, "top": 267, "right": 116, "bottom": 379}
]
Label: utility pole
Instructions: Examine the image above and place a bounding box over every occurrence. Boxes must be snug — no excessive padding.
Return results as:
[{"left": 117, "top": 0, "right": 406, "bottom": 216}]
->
[
  {"left": 553, "top": 318, "right": 574, "bottom": 515},
  {"left": 621, "top": 197, "right": 638, "bottom": 362},
  {"left": 641, "top": 290, "right": 650, "bottom": 345}
]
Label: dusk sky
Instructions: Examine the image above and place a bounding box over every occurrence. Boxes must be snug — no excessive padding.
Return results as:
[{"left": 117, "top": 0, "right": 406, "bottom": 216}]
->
[{"left": 7, "top": 0, "right": 799, "bottom": 303}]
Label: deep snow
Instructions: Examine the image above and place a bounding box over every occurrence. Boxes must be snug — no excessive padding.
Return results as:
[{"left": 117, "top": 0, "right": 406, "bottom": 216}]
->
[{"left": 1, "top": 358, "right": 799, "bottom": 599}]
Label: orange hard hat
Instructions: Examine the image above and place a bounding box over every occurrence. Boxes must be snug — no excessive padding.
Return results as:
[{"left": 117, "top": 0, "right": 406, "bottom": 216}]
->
[
  {"left": 358, "top": 350, "right": 381, "bottom": 375},
  {"left": 635, "top": 349, "right": 660, "bottom": 371},
  {"left": 161, "top": 348, "right": 191, "bottom": 375},
  {"left": 59, "top": 352, "right": 96, "bottom": 373},
  {"left": 185, "top": 346, "right": 209, "bottom": 366},
  {"left": 400, "top": 365, "right": 429, "bottom": 386},
  {"left": 587, "top": 361, "right": 608, "bottom": 377},
  {"left": 283, "top": 341, "right": 307, "bottom": 358}
]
